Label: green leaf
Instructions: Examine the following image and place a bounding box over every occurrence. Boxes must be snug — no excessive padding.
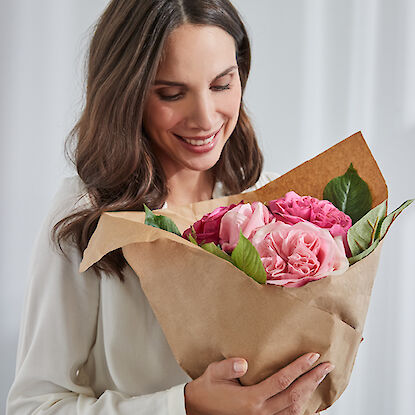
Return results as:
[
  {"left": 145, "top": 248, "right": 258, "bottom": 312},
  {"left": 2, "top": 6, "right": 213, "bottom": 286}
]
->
[
  {"left": 347, "top": 200, "right": 387, "bottom": 257},
  {"left": 231, "top": 231, "right": 267, "bottom": 284},
  {"left": 323, "top": 163, "right": 372, "bottom": 223},
  {"left": 347, "top": 198, "right": 414, "bottom": 261},
  {"left": 379, "top": 199, "right": 414, "bottom": 240},
  {"left": 143, "top": 204, "right": 181, "bottom": 236},
  {"left": 184, "top": 226, "right": 198, "bottom": 245},
  {"left": 144, "top": 204, "right": 158, "bottom": 227},
  {"left": 201, "top": 242, "right": 234, "bottom": 264},
  {"left": 187, "top": 233, "right": 198, "bottom": 245},
  {"left": 348, "top": 239, "right": 380, "bottom": 265}
]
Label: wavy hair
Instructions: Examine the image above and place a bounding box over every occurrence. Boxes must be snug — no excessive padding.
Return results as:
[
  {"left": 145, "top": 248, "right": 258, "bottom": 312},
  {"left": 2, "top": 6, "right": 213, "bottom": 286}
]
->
[{"left": 53, "top": 0, "right": 263, "bottom": 281}]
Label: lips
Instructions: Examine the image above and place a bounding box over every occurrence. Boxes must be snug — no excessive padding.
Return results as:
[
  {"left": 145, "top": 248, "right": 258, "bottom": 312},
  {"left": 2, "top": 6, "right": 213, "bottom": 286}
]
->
[
  {"left": 173, "top": 126, "right": 223, "bottom": 141},
  {"left": 173, "top": 124, "right": 223, "bottom": 153}
]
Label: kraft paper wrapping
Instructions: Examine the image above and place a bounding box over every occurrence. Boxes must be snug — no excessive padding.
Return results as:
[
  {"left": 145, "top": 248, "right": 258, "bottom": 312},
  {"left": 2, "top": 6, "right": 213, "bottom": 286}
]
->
[{"left": 80, "top": 131, "right": 387, "bottom": 414}]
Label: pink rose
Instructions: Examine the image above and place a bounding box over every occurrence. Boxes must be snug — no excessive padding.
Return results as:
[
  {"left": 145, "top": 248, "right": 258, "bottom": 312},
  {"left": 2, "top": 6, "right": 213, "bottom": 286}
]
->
[
  {"left": 183, "top": 203, "right": 241, "bottom": 245},
  {"left": 250, "top": 221, "right": 349, "bottom": 287},
  {"left": 219, "top": 202, "right": 274, "bottom": 253},
  {"left": 268, "top": 191, "right": 352, "bottom": 256}
]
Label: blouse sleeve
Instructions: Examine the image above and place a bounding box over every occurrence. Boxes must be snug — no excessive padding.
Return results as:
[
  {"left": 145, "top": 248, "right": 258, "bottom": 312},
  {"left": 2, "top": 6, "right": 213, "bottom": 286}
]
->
[{"left": 6, "top": 178, "right": 187, "bottom": 415}]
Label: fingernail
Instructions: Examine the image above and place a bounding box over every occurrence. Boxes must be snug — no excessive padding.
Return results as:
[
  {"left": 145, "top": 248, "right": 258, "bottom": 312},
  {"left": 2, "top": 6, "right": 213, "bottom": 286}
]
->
[
  {"left": 234, "top": 360, "right": 248, "bottom": 373},
  {"left": 318, "top": 364, "right": 335, "bottom": 383},
  {"left": 318, "top": 373, "right": 327, "bottom": 383},
  {"left": 325, "top": 363, "right": 335, "bottom": 373},
  {"left": 308, "top": 353, "right": 320, "bottom": 364}
]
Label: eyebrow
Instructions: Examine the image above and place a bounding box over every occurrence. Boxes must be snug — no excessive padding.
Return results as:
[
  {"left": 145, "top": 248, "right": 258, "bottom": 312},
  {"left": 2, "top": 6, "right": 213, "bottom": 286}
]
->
[{"left": 154, "top": 65, "right": 238, "bottom": 87}]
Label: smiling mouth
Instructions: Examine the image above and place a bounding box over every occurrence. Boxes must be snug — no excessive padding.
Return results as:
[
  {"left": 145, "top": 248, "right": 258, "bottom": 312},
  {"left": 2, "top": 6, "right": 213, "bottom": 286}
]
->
[{"left": 173, "top": 126, "right": 223, "bottom": 146}]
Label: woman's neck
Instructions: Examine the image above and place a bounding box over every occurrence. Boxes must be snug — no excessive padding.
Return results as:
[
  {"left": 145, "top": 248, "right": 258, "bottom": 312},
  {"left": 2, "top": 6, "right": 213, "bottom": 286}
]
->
[{"left": 164, "top": 168, "right": 215, "bottom": 208}]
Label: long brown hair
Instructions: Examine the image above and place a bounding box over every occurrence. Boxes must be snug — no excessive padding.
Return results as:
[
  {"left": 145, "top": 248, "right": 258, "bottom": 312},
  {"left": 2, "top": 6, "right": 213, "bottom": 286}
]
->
[{"left": 53, "top": 0, "right": 263, "bottom": 281}]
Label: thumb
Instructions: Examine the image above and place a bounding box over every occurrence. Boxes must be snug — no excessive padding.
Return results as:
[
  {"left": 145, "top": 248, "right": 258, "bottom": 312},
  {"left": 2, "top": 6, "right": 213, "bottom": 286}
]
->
[{"left": 208, "top": 358, "right": 248, "bottom": 381}]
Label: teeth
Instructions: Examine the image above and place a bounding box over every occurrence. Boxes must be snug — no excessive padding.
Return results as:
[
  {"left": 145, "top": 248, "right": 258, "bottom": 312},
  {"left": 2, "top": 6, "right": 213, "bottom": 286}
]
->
[{"left": 182, "top": 134, "right": 215, "bottom": 146}]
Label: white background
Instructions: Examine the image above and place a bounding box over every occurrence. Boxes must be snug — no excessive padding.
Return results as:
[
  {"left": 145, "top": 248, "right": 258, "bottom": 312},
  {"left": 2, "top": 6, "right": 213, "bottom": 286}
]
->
[{"left": 1, "top": 1, "right": 414, "bottom": 413}]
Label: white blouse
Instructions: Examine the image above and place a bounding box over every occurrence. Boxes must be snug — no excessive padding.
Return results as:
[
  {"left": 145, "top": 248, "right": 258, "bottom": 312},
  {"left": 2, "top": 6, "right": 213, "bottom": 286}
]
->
[{"left": 7, "top": 171, "right": 279, "bottom": 415}]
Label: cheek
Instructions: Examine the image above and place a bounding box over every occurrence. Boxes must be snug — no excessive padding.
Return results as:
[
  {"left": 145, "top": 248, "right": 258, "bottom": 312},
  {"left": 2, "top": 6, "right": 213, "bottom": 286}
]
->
[
  {"left": 144, "top": 98, "right": 182, "bottom": 132},
  {"left": 220, "top": 85, "right": 242, "bottom": 121}
]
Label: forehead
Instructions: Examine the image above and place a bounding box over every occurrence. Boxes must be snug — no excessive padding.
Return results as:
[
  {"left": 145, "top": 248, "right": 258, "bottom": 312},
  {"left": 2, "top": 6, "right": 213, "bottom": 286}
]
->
[{"left": 156, "top": 24, "right": 237, "bottom": 82}]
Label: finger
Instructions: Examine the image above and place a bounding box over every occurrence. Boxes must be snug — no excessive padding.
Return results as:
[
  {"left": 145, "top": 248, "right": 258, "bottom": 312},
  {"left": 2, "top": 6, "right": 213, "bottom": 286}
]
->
[
  {"left": 265, "top": 362, "right": 335, "bottom": 414},
  {"left": 206, "top": 357, "right": 248, "bottom": 381},
  {"left": 253, "top": 352, "right": 321, "bottom": 400}
]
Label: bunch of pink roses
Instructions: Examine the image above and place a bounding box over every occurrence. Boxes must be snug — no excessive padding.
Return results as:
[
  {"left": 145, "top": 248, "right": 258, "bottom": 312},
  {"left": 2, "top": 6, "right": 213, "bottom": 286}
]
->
[{"left": 183, "top": 191, "right": 352, "bottom": 287}]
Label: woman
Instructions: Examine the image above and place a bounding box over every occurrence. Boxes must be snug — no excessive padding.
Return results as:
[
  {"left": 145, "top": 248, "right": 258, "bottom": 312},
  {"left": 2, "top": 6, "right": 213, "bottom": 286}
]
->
[{"left": 7, "top": 0, "right": 333, "bottom": 413}]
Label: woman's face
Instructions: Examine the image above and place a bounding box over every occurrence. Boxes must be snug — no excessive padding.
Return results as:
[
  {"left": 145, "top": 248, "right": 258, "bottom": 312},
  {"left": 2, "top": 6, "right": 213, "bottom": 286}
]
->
[{"left": 143, "top": 23, "right": 242, "bottom": 175}]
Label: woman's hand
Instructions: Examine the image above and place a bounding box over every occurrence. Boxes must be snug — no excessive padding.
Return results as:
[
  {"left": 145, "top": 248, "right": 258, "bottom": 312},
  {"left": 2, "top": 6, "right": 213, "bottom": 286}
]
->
[{"left": 184, "top": 353, "right": 334, "bottom": 415}]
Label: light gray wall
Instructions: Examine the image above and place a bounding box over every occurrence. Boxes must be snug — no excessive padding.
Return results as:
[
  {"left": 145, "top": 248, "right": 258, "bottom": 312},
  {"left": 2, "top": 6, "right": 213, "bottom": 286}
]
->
[{"left": 1, "top": 1, "right": 414, "bottom": 413}]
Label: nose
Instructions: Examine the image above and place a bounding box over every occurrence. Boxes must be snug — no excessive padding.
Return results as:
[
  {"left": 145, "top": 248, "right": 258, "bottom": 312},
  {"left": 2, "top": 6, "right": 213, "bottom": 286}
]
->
[{"left": 186, "top": 91, "right": 216, "bottom": 131}]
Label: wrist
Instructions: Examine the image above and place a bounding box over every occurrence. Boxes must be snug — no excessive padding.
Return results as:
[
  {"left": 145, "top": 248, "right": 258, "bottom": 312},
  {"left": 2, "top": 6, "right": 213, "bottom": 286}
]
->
[{"left": 184, "top": 381, "right": 199, "bottom": 415}]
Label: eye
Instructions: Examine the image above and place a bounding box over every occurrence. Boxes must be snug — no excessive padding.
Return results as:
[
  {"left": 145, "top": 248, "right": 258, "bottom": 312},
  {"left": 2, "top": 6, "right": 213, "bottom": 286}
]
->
[
  {"left": 158, "top": 92, "right": 183, "bottom": 102},
  {"left": 156, "top": 82, "right": 231, "bottom": 102},
  {"left": 211, "top": 83, "right": 231, "bottom": 91}
]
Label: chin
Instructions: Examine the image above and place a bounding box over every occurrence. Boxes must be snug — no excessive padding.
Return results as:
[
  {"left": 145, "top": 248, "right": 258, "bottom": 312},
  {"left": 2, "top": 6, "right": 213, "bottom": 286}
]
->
[
  {"left": 187, "top": 145, "right": 226, "bottom": 172},
  {"left": 185, "top": 159, "right": 219, "bottom": 173}
]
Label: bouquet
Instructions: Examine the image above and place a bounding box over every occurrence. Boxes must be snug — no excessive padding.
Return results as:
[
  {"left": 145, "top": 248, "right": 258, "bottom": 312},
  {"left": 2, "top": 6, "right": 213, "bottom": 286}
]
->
[
  {"left": 158, "top": 163, "right": 410, "bottom": 290},
  {"left": 80, "top": 132, "right": 413, "bottom": 414}
]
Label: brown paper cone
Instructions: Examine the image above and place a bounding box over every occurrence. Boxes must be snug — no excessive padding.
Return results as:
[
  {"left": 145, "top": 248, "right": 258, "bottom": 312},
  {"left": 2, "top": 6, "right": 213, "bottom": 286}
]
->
[{"left": 80, "top": 131, "right": 387, "bottom": 413}]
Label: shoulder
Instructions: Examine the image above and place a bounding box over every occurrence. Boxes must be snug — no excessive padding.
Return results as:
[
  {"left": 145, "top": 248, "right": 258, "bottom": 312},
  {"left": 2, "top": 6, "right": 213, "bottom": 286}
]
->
[
  {"left": 27, "top": 175, "right": 94, "bottom": 287},
  {"left": 53, "top": 175, "right": 89, "bottom": 207},
  {"left": 48, "top": 175, "right": 91, "bottom": 225},
  {"left": 244, "top": 171, "right": 280, "bottom": 193},
  {"left": 36, "top": 175, "right": 92, "bottom": 253}
]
